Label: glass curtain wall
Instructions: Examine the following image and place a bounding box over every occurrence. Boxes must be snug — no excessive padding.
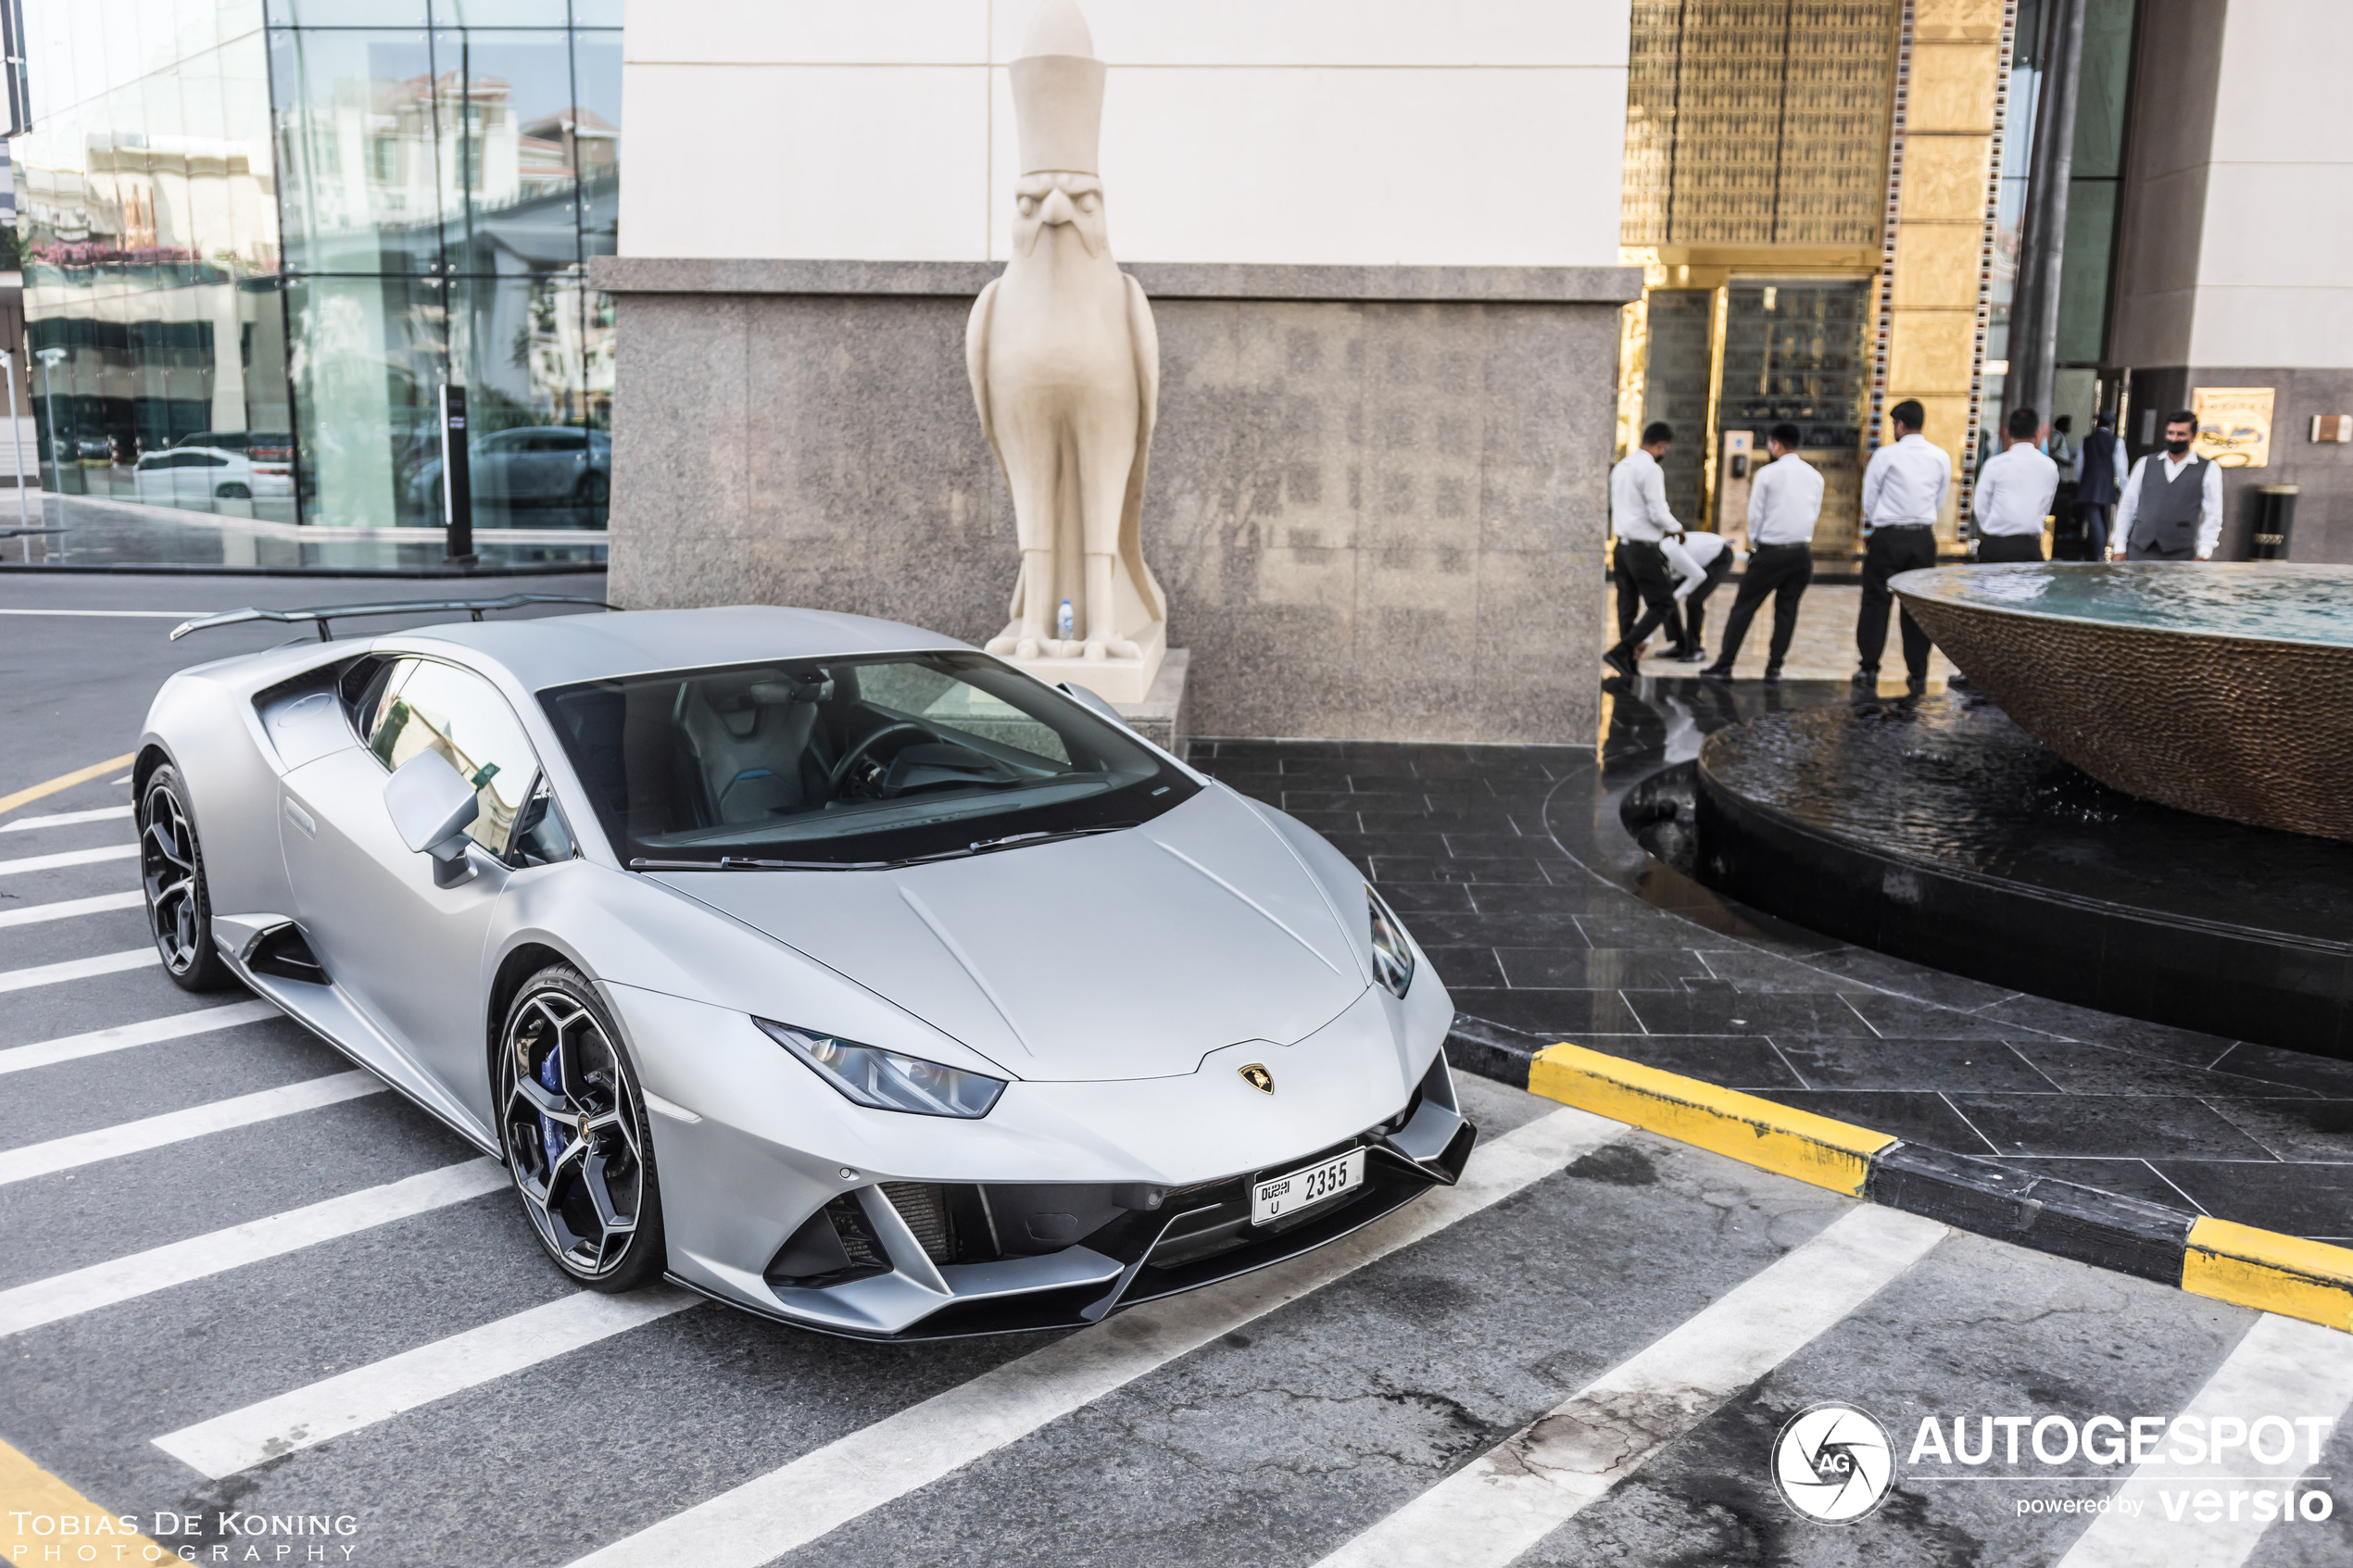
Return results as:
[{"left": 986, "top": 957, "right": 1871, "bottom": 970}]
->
[
  {"left": 270, "top": 0, "right": 620, "bottom": 531},
  {"left": 1987, "top": 0, "right": 2138, "bottom": 450},
  {"left": 16, "top": 1, "right": 293, "bottom": 519},
  {"left": 13, "top": 0, "right": 618, "bottom": 532}
]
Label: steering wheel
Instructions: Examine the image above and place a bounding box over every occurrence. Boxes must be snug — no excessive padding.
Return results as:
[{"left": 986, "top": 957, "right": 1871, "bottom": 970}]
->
[{"left": 826, "top": 721, "right": 930, "bottom": 798}]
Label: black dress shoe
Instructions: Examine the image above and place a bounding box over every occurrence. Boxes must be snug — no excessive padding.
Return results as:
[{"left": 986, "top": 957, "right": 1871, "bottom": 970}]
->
[
  {"left": 1906, "top": 675, "right": 1928, "bottom": 696},
  {"left": 1603, "top": 647, "right": 1637, "bottom": 681},
  {"left": 1761, "top": 667, "right": 1783, "bottom": 682},
  {"left": 1668, "top": 646, "right": 1709, "bottom": 664},
  {"left": 1850, "top": 669, "right": 1880, "bottom": 689},
  {"left": 1698, "top": 667, "right": 1734, "bottom": 683}
]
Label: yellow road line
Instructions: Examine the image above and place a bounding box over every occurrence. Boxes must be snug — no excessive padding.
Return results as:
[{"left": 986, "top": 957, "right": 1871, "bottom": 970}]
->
[
  {"left": 0, "top": 754, "right": 138, "bottom": 817},
  {"left": 2183, "top": 1216, "right": 2353, "bottom": 1335},
  {"left": 1528, "top": 1042, "right": 1895, "bottom": 1197},
  {"left": 0, "top": 1436, "right": 164, "bottom": 1559}
]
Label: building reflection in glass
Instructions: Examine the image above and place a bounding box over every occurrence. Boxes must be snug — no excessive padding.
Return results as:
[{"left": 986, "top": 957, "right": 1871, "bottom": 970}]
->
[{"left": 15, "top": 0, "right": 619, "bottom": 534}]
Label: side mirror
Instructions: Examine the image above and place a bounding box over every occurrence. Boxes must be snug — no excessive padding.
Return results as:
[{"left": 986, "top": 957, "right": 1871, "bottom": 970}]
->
[{"left": 384, "top": 748, "right": 481, "bottom": 888}]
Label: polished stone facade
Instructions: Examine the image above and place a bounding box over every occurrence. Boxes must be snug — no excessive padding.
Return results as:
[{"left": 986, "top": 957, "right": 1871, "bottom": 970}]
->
[{"left": 591, "top": 258, "right": 1638, "bottom": 743}]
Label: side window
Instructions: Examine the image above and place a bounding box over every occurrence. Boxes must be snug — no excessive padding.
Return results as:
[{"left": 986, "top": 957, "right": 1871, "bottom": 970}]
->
[
  {"left": 364, "top": 659, "right": 418, "bottom": 757},
  {"left": 370, "top": 659, "right": 541, "bottom": 853}
]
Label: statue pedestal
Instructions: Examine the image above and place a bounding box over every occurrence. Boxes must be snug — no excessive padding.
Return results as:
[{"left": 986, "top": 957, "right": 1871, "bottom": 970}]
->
[
  {"left": 1096, "top": 646, "right": 1189, "bottom": 756},
  {"left": 998, "top": 618, "right": 1167, "bottom": 705}
]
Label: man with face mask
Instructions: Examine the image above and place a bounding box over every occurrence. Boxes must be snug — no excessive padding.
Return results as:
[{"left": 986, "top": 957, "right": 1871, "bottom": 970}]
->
[{"left": 2112, "top": 409, "right": 2222, "bottom": 561}]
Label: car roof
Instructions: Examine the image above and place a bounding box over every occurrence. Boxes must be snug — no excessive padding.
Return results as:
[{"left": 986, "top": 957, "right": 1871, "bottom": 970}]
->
[{"left": 388, "top": 605, "right": 977, "bottom": 690}]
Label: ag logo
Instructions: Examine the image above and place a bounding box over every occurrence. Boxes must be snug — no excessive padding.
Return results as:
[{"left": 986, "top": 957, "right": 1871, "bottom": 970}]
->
[
  {"left": 1238, "top": 1063, "right": 1275, "bottom": 1095},
  {"left": 1772, "top": 1402, "right": 1894, "bottom": 1524}
]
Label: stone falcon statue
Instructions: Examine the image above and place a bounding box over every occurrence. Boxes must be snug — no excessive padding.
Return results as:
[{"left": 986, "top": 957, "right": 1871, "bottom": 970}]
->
[{"left": 969, "top": 0, "right": 1167, "bottom": 699}]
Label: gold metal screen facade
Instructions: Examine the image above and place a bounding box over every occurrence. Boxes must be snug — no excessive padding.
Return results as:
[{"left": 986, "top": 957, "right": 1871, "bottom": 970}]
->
[{"left": 1622, "top": 1, "right": 1901, "bottom": 248}]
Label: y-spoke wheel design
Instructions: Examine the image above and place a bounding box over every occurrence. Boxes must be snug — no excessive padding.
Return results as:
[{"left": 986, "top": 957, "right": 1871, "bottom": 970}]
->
[
  {"left": 498, "top": 966, "right": 666, "bottom": 1290},
  {"left": 138, "top": 765, "right": 230, "bottom": 993}
]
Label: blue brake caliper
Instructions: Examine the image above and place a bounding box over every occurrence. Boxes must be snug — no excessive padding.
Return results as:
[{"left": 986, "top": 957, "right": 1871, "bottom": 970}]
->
[{"left": 537, "top": 1040, "right": 566, "bottom": 1173}]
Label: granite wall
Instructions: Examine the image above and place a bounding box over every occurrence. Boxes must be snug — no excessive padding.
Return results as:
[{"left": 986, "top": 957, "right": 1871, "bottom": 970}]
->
[{"left": 590, "top": 259, "right": 1638, "bottom": 745}]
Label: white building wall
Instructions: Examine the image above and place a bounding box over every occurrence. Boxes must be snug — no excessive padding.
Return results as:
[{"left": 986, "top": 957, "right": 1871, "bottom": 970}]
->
[
  {"left": 2185, "top": 0, "right": 2353, "bottom": 369},
  {"left": 619, "top": 0, "right": 1630, "bottom": 267}
]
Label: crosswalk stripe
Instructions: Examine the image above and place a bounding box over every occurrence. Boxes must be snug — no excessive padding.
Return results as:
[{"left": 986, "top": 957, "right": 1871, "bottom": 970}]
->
[
  {"left": 0, "top": 804, "right": 132, "bottom": 833},
  {"left": 0, "top": 890, "right": 145, "bottom": 929},
  {"left": 0, "top": 947, "right": 156, "bottom": 993},
  {"left": 1314, "top": 1203, "right": 1949, "bottom": 1568},
  {"left": 2053, "top": 1312, "right": 2353, "bottom": 1568},
  {"left": 153, "top": 1286, "right": 702, "bottom": 1478},
  {"left": 0, "top": 1158, "right": 508, "bottom": 1337},
  {"left": 567, "top": 1103, "right": 1631, "bottom": 1568},
  {"left": 0, "top": 843, "right": 139, "bottom": 876},
  {"left": 0, "top": 1071, "right": 383, "bottom": 1186},
  {"left": 0, "top": 1000, "right": 280, "bottom": 1077}
]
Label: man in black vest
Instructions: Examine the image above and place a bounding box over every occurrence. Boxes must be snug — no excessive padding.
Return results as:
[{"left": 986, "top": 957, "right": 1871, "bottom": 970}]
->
[
  {"left": 2112, "top": 409, "right": 2222, "bottom": 561},
  {"left": 2071, "top": 409, "right": 2125, "bottom": 560}
]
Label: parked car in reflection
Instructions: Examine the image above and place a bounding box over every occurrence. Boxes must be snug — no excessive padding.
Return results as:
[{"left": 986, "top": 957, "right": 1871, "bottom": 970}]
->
[
  {"left": 174, "top": 430, "right": 296, "bottom": 465},
  {"left": 411, "top": 426, "right": 611, "bottom": 513},
  {"left": 133, "top": 445, "right": 296, "bottom": 504}
]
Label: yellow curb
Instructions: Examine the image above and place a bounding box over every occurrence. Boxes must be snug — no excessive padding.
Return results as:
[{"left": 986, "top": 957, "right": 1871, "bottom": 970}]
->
[
  {"left": 1528, "top": 1042, "right": 1895, "bottom": 1197},
  {"left": 0, "top": 1436, "right": 165, "bottom": 1560},
  {"left": 2183, "top": 1216, "right": 2353, "bottom": 1335},
  {"left": 0, "top": 753, "right": 138, "bottom": 816}
]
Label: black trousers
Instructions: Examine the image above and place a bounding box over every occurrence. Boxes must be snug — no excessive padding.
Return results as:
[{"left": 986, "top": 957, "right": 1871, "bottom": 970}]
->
[
  {"left": 1708, "top": 543, "right": 1812, "bottom": 672},
  {"left": 1610, "top": 541, "right": 1682, "bottom": 657},
  {"left": 1856, "top": 525, "right": 1937, "bottom": 678},
  {"left": 2075, "top": 502, "right": 2112, "bottom": 559},
  {"left": 1677, "top": 552, "right": 1736, "bottom": 647},
  {"left": 1978, "top": 533, "right": 2045, "bottom": 563}
]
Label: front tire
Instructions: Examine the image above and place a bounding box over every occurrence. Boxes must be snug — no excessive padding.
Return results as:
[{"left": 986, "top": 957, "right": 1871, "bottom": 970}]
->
[
  {"left": 138, "top": 765, "right": 233, "bottom": 993},
  {"left": 497, "top": 965, "right": 668, "bottom": 1292}
]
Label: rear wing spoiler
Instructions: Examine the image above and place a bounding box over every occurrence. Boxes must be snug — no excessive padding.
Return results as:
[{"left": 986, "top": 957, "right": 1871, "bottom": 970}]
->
[{"left": 170, "top": 594, "right": 615, "bottom": 642}]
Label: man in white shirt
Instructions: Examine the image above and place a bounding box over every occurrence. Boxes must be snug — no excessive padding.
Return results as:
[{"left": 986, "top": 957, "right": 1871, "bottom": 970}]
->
[
  {"left": 1974, "top": 405, "right": 2060, "bottom": 563},
  {"left": 1659, "top": 528, "right": 1734, "bottom": 660},
  {"left": 1702, "top": 422, "right": 1821, "bottom": 682},
  {"left": 2112, "top": 409, "right": 2223, "bottom": 560},
  {"left": 1855, "top": 399, "right": 1951, "bottom": 693},
  {"left": 1605, "top": 420, "right": 1686, "bottom": 680}
]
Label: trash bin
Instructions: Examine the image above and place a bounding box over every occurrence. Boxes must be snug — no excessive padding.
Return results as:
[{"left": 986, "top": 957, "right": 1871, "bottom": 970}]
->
[{"left": 2252, "top": 485, "right": 2298, "bottom": 559}]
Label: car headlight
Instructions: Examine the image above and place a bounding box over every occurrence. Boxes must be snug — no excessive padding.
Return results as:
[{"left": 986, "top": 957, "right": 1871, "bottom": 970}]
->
[
  {"left": 1367, "top": 884, "right": 1415, "bottom": 998},
  {"left": 754, "top": 1018, "right": 1007, "bottom": 1118}
]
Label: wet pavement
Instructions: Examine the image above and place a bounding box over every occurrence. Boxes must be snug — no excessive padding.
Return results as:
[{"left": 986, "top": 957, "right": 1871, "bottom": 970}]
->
[
  {"left": 0, "top": 491, "right": 607, "bottom": 573},
  {"left": 1190, "top": 676, "right": 2353, "bottom": 1245}
]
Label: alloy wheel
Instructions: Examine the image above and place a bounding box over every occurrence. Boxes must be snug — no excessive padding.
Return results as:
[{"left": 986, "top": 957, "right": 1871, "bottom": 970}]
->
[
  {"left": 501, "top": 987, "right": 647, "bottom": 1279},
  {"left": 139, "top": 778, "right": 206, "bottom": 976}
]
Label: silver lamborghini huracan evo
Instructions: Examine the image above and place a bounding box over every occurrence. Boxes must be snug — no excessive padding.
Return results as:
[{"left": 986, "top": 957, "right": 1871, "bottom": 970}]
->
[{"left": 138, "top": 602, "right": 1472, "bottom": 1338}]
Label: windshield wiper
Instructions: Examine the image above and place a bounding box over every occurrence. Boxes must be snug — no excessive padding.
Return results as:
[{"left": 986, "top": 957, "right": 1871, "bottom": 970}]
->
[
  {"left": 628, "top": 822, "right": 1141, "bottom": 874},
  {"left": 630, "top": 856, "right": 887, "bottom": 872},
  {"left": 894, "top": 822, "right": 1142, "bottom": 866}
]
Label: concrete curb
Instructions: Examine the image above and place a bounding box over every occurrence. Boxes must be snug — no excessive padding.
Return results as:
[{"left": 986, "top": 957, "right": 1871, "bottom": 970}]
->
[{"left": 1503, "top": 1041, "right": 2353, "bottom": 1336}]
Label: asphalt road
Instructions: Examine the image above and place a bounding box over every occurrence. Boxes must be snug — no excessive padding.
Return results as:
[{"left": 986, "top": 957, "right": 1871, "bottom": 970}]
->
[{"left": 4, "top": 578, "right": 2352, "bottom": 1567}]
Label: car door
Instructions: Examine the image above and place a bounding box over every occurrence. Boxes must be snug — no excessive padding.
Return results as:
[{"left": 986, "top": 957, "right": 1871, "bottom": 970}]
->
[{"left": 279, "top": 656, "right": 541, "bottom": 1132}]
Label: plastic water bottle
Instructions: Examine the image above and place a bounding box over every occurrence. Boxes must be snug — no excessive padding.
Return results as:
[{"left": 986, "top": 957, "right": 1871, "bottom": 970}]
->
[{"left": 1057, "top": 598, "right": 1076, "bottom": 642}]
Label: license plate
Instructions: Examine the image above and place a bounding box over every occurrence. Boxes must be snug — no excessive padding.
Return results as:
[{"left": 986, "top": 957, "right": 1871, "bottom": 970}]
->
[{"left": 1251, "top": 1148, "right": 1366, "bottom": 1225}]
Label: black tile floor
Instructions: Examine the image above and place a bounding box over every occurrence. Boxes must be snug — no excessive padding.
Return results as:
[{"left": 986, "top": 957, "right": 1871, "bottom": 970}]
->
[{"left": 1189, "top": 676, "right": 2353, "bottom": 1245}]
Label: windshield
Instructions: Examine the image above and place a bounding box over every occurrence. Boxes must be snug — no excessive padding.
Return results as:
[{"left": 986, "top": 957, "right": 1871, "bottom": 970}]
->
[{"left": 538, "top": 651, "right": 1198, "bottom": 868}]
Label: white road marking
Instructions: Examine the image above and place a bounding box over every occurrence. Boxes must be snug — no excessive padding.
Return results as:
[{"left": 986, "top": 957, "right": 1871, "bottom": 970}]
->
[
  {"left": 0, "top": 999, "right": 281, "bottom": 1077},
  {"left": 568, "top": 1104, "right": 1631, "bottom": 1568},
  {"left": 0, "top": 947, "right": 156, "bottom": 993},
  {"left": 0, "top": 891, "right": 145, "bottom": 929},
  {"left": 153, "top": 1286, "right": 701, "bottom": 1478},
  {"left": 2055, "top": 1313, "right": 2353, "bottom": 1568},
  {"left": 0, "top": 1158, "right": 507, "bottom": 1337},
  {"left": 0, "top": 805, "right": 132, "bottom": 833},
  {"left": 1315, "top": 1204, "right": 1949, "bottom": 1568},
  {"left": 0, "top": 1071, "right": 383, "bottom": 1186},
  {"left": 0, "top": 844, "right": 140, "bottom": 877}
]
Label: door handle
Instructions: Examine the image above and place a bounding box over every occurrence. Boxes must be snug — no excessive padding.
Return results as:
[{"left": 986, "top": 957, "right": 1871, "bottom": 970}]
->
[{"left": 283, "top": 797, "right": 316, "bottom": 837}]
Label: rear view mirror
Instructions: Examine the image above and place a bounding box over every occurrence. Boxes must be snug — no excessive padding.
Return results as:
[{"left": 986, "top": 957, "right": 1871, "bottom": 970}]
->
[{"left": 384, "top": 748, "right": 480, "bottom": 887}]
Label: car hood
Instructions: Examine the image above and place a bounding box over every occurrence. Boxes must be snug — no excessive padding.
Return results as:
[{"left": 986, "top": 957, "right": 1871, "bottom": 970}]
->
[{"left": 650, "top": 787, "right": 1370, "bottom": 1083}]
